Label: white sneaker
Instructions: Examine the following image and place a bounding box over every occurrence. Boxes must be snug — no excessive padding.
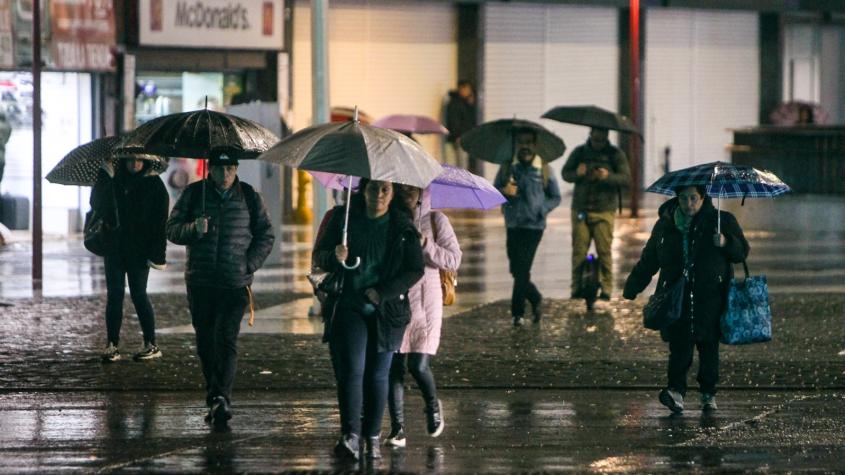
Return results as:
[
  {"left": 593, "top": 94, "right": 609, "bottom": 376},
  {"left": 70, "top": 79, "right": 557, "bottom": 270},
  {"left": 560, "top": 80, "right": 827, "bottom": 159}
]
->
[
  {"left": 133, "top": 343, "right": 162, "bottom": 361},
  {"left": 101, "top": 343, "right": 121, "bottom": 363}
]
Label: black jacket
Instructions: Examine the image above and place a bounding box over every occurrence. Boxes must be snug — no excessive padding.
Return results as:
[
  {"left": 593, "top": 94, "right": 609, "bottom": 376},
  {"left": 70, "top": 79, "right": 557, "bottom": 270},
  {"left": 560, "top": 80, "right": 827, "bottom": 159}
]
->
[
  {"left": 623, "top": 197, "right": 749, "bottom": 342},
  {"left": 313, "top": 205, "right": 424, "bottom": 352},
  {"left": 166, "top": 178, "right": 274, "bottom": 289},
  {"left": 445, "top": 91, "right": 477, "bottom": 143},
  {"left": 90, "top": 168, "right": 168, "bottom": 265}
]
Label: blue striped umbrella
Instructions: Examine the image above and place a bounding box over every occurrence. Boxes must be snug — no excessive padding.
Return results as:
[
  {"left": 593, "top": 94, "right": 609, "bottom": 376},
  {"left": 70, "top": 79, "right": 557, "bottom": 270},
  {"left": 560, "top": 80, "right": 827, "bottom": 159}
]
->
[{"left": 646, "top": 161, "right": 790, "bottom": 233}]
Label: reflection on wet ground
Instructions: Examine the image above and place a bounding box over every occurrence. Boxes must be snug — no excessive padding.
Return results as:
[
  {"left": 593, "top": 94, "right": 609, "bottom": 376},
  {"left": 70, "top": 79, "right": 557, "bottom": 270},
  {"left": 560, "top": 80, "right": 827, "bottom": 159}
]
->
[{"left": 1, "top": 390, "right": 842, "bottom": 473}]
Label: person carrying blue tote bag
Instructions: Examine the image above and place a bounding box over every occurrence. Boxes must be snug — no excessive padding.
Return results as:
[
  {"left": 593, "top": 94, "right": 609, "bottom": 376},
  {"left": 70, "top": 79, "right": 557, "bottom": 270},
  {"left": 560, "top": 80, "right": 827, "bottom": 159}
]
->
[{"left": 720, "top": 261, "right": 772, "bottom": 345}]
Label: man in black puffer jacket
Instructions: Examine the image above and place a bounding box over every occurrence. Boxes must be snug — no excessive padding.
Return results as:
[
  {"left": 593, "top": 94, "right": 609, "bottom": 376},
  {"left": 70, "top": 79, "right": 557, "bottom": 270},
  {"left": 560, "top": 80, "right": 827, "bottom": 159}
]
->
[{"left": 166, "top": 154, "right": 274, "bottom": 428}]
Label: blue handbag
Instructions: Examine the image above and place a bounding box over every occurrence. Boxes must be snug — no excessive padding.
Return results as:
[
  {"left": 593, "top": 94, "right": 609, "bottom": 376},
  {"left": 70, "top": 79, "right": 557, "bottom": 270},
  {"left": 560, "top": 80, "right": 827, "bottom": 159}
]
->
[{"left": 720, "top": 261, "right": 772, "bottom": 345}]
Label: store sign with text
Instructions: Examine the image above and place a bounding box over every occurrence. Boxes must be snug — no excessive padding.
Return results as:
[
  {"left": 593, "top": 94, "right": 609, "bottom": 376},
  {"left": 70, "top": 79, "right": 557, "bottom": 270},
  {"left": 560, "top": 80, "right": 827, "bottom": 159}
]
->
[
  {"left": 49, "top": 0, "right": 116, "bottom": 71},
  {"left": 139, "top": 0, "right": 284, "bottom": 50}
]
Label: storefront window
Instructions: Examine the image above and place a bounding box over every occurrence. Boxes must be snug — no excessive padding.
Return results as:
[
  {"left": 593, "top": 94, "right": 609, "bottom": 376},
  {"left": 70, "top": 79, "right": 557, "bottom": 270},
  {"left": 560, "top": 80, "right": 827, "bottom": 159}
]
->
[{"left": 134, "top": 72, "right": 244, "bottom": 124}]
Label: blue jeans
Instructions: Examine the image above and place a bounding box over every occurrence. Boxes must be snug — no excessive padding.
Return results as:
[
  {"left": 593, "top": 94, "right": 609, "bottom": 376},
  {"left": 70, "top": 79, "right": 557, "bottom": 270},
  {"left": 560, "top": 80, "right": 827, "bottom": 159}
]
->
[
  {"left": 104, "top": 255, "right": 155, "bottom": 346},
  {"left": 329, "top": 309, "right": 393, "bottom": 438}
]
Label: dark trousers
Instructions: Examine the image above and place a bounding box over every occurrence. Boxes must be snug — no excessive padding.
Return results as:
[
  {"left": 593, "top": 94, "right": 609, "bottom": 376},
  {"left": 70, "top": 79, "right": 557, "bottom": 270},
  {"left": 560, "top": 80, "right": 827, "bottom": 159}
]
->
[
  {"left": 329, "top": 310, "right": 393, "bottom": 438},
  {"left": 506, "top": 227, "right": 544, "bottom": 317},
  {"left": 388, "top": 352, "right": 438, "bottom": 429},
  {"left": 187, "top": 286, "right": 248, "bottom": 407},
  {"left": 668, "top": 338, "right": 720, "bottom": 396},
  {"left": 104, "top": 255, "right": 155, "bottom": 346}
]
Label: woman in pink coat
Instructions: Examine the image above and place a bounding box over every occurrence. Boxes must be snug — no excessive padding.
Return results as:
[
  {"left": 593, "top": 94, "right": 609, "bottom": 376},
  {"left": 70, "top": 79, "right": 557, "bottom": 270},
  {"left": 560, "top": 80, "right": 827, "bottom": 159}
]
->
[{"left": 385, "top": 185, "right": 462, "bottom": 448}]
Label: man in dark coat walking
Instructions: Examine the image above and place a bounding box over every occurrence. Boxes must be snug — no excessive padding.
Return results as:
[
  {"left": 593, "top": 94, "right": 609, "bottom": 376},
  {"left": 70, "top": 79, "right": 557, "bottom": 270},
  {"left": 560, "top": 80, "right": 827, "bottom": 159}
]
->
[
  {"left": 623, "top": 186, "right": 749, "bottom": 413},
  {"left": 166, "top": 154, "right": 275, "bottom": 427}
]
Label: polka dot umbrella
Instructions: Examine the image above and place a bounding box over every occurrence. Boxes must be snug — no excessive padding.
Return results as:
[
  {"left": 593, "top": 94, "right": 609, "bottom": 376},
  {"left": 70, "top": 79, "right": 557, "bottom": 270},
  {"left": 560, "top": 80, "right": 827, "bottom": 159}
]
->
[{"left": 46, "top": 136, "right": 169, "bottom": 186}]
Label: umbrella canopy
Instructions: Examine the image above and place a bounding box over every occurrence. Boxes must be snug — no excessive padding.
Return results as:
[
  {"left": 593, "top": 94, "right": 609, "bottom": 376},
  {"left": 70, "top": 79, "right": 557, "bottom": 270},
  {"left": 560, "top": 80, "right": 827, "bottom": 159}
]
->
[
  {"left": 116, "top": 109, "right": 279, "bottom": 160},
  {"left": 542, "top": 105, "right": 640, "bottom": 135},
  {"left": 647, "top": 161, "right": 790, "bottom": 235},
  {"left": 311, "top": 164, "right": 506, "bottom": 210},
  {"left": 646, "top": 161, "right": 790, "bottom": 198},
  {"left": 46, "top": 136, "right": 168, "bottom": 186},
  {"left": 372, "top": 114, "right": 449, "bottom": 135},
  {"left": 460, "top": 118, "right": 566, "bottom": 164},
  {"left": 258, "top": 119, "right": 442, "bottom": 189}
]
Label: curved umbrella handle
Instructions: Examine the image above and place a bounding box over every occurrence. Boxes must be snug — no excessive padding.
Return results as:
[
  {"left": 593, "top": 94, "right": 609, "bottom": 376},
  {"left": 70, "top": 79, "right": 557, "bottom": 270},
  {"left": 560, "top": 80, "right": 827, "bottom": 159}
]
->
[{"left": 341, "top": 256, "right": 361, "bottom": 270}]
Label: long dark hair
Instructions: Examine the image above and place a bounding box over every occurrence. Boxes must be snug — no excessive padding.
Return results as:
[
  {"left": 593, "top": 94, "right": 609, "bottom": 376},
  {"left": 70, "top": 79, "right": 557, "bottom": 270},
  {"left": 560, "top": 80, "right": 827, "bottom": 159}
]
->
[{"left": 349, "top": 178, "right": 413, "bottom": 220}]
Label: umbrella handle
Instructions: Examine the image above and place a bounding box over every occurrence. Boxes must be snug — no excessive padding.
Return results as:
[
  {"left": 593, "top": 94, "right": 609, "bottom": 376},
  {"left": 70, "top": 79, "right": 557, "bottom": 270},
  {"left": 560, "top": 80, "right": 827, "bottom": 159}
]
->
[{"left": 341, "top": 257, "right": 361, "bottom": 270}]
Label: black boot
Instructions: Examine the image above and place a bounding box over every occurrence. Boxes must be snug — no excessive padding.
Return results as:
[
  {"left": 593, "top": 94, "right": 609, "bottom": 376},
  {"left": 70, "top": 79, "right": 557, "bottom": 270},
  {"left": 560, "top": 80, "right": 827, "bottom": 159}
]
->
[
  {"left": 425, "top": 399, "right": 444, "bottom": 437},
  {"left": 365, "top": 436, "right": 381, "bottom": 459},
  {"left": 334, "top": 433, "right": 360, "bottom": 461}
]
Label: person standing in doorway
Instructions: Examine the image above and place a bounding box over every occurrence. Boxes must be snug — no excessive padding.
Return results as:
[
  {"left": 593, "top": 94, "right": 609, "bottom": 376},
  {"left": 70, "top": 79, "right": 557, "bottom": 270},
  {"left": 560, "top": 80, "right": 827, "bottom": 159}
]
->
[
  {"left": 0, "top": 111, "right": 12, "bottom": 190},
  {"left": 561, "top": 128, "right": 630, "bottom": 304},
  {"left": 494, "top": 128, "right": 561, "bottom": 326},
  {"left": 444, "top": 80, "right": 477, "bottom": 169},
  {"left": 166, "top": 155, "right": 274, "bottom": 428}
]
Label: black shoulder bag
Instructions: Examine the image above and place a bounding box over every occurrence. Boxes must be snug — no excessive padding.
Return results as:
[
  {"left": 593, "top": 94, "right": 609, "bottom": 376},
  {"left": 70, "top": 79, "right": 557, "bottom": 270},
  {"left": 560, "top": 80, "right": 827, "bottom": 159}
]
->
[{"left": 83, "top": 185, "right": 120, "bottom": 257}]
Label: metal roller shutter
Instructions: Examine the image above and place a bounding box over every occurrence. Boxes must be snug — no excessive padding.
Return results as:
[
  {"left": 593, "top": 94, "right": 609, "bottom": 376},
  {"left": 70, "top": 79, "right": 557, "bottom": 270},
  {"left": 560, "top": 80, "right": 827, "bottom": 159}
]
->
[
  {"left": 644, "top": 9, "right": 759, "bottom": 187},
  {"left": 292, "top": 0, "right": 456, "bottom": 159},
  {"left": 482, "top": 3, "right": 619, "bottom": 183}
]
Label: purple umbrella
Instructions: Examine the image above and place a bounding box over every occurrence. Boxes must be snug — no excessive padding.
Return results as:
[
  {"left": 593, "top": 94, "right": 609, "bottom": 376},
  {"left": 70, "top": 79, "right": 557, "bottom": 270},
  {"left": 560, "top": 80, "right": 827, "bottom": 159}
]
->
[
  {"left": 311, "top": 165, "right": 505, "bottom": 210},
  {"left": 372, "top": 114, "right": 449, "bottom": 135}
]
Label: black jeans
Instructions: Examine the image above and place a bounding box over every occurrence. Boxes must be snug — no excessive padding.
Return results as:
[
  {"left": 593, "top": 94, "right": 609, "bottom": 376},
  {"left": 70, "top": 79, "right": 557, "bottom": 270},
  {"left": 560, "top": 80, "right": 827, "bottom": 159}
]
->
[
  {"left": 668, "top": 338, "right": 720, "bottom": 396},
  {"left": 104, "top": 255, "right": 155, "bottom": 346},
  {"left": 329, "top": 309, "right": 393, "bottom": 438},
  {"left": 388, "top": 352, "right": 438, "bottom": 429},
  {"left": 187, "top": 286, "right": 248, "bottom": 407},
  {"left": 505, "top": 227, "right": 544, "bottom": 317}
]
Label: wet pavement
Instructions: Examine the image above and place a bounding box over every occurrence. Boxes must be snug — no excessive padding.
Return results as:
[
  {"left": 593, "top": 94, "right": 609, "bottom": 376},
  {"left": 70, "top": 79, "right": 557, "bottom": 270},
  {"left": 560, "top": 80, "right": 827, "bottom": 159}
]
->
[{"left": 1, "top": 194, "right": 845, "bottom": 471}]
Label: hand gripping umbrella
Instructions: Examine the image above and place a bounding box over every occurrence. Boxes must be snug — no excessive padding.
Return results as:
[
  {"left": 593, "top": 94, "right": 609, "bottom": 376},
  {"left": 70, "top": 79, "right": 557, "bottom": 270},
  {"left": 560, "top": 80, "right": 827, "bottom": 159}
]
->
[
  {"left": 257, "top": 107, "right": 442, "bottom": 269},
  {"left": 47, "top": 136, "right": 168, "bottom": 186},
  {"left": 310, "top": 164, "right": 506, "bottom": 210},
  {"left": 646, "top": 161, "right": 791, "bottom": 233}
]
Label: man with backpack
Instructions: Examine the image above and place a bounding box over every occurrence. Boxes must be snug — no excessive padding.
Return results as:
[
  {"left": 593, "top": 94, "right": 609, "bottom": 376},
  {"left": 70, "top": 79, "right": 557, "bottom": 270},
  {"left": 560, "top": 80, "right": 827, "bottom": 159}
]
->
[
  {"left": 493, "top": 128, "right": 561, "bottom": 327},
  {"left": 166, "top": 154, "right": 275, "bottom": 428},
  {"left": 561, "top": 128, "right": 631, "bottom": 305}
]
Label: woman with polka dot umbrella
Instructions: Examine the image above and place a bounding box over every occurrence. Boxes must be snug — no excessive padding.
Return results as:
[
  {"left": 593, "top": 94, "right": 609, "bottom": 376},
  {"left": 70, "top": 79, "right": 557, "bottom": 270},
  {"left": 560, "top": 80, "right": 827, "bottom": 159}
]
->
[{"left": 47, "top": 136, "right": 168, "bottom": 186}]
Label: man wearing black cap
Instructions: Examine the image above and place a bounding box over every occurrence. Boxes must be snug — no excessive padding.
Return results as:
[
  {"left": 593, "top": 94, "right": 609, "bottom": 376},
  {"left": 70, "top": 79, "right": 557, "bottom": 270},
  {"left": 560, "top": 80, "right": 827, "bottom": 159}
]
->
[{"left": 166, "top": 154, "right": 275, "bottom": 428}]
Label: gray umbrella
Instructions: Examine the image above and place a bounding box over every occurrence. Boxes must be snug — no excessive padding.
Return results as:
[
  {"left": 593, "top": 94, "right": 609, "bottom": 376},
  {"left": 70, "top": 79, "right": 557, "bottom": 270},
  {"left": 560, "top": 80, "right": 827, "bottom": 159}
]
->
[
  {"left": 258, "top": 108, "right": 442, "bottom": 269},
  {"left": 46, "top": 136, "right": 168, "bottom": 186}
]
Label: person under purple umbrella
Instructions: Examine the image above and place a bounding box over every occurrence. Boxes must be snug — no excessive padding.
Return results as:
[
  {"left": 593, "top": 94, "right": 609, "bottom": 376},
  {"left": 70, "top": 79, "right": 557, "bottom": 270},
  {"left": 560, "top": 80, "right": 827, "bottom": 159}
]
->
[{"left": 384, "top": 185, "right": 462, "bottom": 449}]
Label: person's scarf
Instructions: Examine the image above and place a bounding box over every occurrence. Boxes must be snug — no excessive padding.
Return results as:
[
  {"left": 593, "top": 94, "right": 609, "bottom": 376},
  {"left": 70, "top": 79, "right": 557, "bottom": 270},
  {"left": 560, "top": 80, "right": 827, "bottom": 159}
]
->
[{"left": 674, "top": 205, "right": 692, "bottom": 270}]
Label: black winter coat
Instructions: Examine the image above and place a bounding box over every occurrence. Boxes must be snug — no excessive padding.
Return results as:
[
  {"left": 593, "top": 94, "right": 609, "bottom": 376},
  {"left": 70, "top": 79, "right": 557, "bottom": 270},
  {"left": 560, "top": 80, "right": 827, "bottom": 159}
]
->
[
  {"left": 445, "top": 91, "right": 477, "bottom": 143},
  {"left": 623, "top": 197, "right": 749, "bottom": 342},
  {"left": 313, "top": 205, "right": 424, "bottom": 352},
  {"left": 166, "top": 178, "right": 274, "bottom": 289},
  {"left": 90, "top": 168, "right": 168, "bottom": 265}
]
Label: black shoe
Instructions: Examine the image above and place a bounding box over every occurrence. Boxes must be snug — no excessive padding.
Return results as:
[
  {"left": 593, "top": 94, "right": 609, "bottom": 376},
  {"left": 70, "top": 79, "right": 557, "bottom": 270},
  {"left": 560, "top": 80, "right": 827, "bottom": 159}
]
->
[
  {"left": 210, "top": 396, "right": 232, "bottom": 426},
  {"left": 532, "top": 297, "right": 543, "bottom": 323},
  {"left": 598, "top": 292, "right": 611, "bottom": 301},
  {"left": 334, "top": 433, "right": 360, "bottom": 461},
  {"left": 659, "top": 388, "right": 684, "bottom": 413},
  {"left": 512, "top": 315, "right": 524, "bottom": 327},
  {"left": 570, "top": 289, "right": 584, "bottom": 300},
  {"left": 365, "top": 436, "right": 381, "bottom": 459},
  {"left": 425, "top": 399, "right": 444, "bottom": 437}
]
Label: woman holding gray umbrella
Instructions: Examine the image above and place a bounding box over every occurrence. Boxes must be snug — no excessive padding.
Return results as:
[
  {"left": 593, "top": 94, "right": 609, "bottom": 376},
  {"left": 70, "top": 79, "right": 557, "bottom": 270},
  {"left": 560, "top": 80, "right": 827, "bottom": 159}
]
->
[{"left": 312, "top": 178, "right": 425, "bottom": 461}]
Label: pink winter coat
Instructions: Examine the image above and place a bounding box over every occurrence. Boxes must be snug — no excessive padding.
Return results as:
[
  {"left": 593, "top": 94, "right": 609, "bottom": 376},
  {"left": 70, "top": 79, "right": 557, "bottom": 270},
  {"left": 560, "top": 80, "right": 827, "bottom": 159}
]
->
[{"left": 399, "top": 189, "right": 462, "bottom": 355}]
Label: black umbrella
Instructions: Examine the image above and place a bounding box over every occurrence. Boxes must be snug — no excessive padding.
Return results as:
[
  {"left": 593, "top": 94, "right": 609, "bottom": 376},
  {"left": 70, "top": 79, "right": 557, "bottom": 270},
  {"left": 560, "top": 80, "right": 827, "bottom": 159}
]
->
[
  {"left": 459, "top": 118, "right": 566, "bottom": 164},
  {"left": 116, "top": 109, "right": 279, "bottom": 160},
  {"left": 117, "top": 108, "right": 280, "bottom": 214},
  {"left": 542, "top": 105, "right": 640, "bottom": 135},
  {"left": 46, "top": 136, "right": 168, "bottom": 186}
]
